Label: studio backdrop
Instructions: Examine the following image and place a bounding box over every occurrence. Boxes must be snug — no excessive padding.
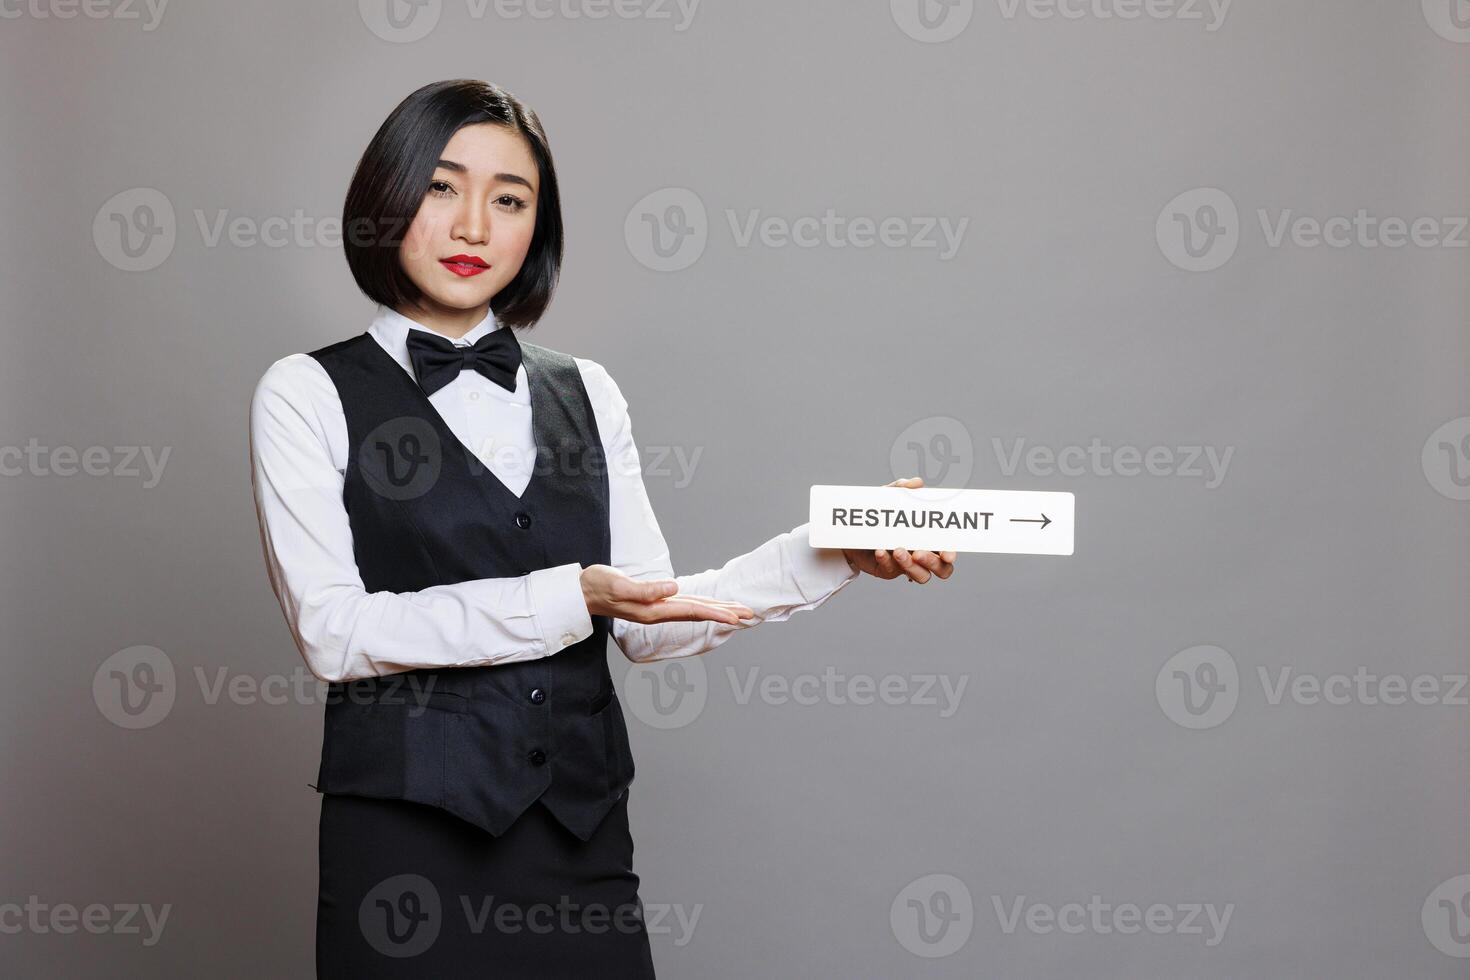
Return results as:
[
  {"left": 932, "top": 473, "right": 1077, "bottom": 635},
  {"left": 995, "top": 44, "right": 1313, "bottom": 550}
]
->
[{"left": 2, "top": 1, "right": 1467, "bottom": 977}]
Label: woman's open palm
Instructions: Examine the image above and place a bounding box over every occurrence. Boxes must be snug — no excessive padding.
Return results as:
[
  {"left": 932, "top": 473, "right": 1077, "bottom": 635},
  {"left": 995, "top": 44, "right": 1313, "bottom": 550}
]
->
[{"left": 581, "top": 565, "right": 756, "bottom": 627}]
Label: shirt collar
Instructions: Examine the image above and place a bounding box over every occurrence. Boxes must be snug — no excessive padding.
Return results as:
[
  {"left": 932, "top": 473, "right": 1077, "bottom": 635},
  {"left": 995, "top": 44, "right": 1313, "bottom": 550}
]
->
[{"left": 368, "top": 305, "right": 503, "bottom": 377}]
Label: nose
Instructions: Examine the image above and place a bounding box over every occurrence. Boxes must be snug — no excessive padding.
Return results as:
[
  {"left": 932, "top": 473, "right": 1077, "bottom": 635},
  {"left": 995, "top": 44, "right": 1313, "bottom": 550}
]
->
[{"left": 452, "top": 193, "right": 490, "bottom": 246}]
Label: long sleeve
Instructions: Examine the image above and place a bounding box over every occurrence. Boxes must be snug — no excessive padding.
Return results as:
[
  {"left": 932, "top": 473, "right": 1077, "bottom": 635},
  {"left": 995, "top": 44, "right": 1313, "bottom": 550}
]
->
[
  {"left": 575, "top": 359, "right": 860, "bottom": 664},
  {"left": 248, "top": 354, "right": 594, "bottom": 684}
]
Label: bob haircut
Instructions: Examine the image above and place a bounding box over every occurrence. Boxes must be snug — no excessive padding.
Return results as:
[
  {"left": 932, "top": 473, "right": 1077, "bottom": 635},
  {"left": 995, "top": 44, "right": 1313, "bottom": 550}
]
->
[{"left": 342, "top": 79, "right": 562, "bottom": 329}]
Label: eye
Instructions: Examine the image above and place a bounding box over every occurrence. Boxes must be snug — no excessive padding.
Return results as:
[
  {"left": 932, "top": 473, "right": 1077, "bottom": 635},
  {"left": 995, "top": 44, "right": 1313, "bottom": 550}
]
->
[
  {"left": 495, "top": 194, "right": 528, "bottom": 212},
  {"left": 427, "top": 180, "right": 455, "bottom": 198}
]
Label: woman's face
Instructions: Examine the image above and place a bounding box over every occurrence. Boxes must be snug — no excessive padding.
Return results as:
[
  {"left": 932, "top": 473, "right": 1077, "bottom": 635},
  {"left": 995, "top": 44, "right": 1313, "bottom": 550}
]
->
[{"left": 398, "top": 122, "right": 540, "bottom": 319}]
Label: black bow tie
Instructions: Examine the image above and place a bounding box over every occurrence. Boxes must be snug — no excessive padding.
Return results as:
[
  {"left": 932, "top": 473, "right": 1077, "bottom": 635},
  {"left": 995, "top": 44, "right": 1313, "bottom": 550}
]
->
[{"left": 405, "top": 327, "right": 521, "bottom": 397}]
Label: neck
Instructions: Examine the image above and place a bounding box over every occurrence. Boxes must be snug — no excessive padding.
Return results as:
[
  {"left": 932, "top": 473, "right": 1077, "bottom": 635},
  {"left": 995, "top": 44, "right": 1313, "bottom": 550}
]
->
[{"left": 397, "top": 300, "right": 492, "bottom": 341}]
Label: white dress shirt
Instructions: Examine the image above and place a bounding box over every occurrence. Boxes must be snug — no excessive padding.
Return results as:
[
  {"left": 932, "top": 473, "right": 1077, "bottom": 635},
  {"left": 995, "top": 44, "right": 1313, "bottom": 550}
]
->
[{"left": 249, "top": 305, "right": 859, "bottom": 683}]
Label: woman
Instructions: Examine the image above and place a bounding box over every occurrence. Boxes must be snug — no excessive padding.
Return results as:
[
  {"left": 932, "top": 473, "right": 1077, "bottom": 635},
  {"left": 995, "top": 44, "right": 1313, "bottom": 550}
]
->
[{"left": 248, "top": 78, "right": 957, "bottom": 978}]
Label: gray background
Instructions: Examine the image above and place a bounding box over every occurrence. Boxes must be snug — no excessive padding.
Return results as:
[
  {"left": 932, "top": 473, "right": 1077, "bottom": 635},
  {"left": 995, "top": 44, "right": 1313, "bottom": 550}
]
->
[{"left": 3, "top": 0, "right": 1468, "bottom": 976}]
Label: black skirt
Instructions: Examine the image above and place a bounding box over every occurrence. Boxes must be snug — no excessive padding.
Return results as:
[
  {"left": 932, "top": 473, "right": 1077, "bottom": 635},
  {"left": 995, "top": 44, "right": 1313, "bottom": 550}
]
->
[{"left": 316, "top": 790, "right": 657, "bottom": 979}]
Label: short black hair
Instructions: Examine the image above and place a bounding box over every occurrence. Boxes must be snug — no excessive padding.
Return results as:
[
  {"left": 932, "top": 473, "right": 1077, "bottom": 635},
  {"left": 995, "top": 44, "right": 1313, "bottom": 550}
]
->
[{"left": 342, "top": 79, "right": 563, "bottom": 328}]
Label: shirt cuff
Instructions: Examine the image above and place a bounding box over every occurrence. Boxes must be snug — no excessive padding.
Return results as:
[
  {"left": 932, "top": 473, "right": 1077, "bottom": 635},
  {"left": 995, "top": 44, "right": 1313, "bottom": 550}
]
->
[
  {"left": 527, "top": 563, "right": 594, "bottom": 655},
  {"left": 783, "top": 522, "right": 860, "bottom": 603}
]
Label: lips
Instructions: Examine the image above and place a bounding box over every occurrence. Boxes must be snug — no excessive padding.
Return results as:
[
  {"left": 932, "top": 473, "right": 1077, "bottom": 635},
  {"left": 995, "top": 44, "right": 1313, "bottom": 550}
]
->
[{"left": 440, "top": 254, "right": 491, "bottom": 277}]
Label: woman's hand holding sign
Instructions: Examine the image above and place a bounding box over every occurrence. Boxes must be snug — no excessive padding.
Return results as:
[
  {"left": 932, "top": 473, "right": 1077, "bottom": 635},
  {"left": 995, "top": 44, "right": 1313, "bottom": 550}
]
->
[{"left": 840, "top": 477, "right": 959, "bottom": 584}]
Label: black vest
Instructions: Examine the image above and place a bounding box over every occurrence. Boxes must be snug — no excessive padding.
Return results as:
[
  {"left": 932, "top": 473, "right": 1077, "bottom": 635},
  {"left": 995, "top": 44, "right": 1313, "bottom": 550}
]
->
[{"left": 307, "top": 331, "right": 636, "bottom": 842}]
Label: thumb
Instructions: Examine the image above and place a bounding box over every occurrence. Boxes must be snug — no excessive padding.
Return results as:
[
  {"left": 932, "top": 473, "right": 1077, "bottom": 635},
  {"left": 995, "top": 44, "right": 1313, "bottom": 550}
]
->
[{"left": 632, "top": 579, "right": 678, "bottom": 601}]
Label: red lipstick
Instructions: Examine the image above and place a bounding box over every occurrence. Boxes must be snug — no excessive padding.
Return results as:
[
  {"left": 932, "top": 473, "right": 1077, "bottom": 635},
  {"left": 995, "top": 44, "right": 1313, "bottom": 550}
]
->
[{"left": 440, "top": 254, "right": 491, "bottom": 277}]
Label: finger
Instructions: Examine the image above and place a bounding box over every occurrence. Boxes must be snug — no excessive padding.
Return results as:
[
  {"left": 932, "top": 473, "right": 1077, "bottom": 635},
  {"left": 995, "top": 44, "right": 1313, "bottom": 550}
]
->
[
  {"left": 890, "top": 548, "right": 932, "bottom": 584},
  {"left": 668, "top": 595, "right": 756, "bottom": 619},
  {"left": 874, "top": 549, "right": 899, "bottom": 579},
  {"left": 914, "top": 551, "right": 956, "bottom": 580},
  {"left": 909, "top": 550, "right": 943, "bottom": 573},
  {"left": 645, "top": 599, "right": 746, "bottom": 625},
  {"left": 617, "top": 577, "right": 678, "bottom": 602}
]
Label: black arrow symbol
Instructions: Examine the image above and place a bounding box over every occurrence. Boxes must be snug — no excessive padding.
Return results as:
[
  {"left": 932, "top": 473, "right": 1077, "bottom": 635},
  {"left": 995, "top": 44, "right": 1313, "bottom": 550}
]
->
[{"left": 1009, "top": 514, "right": 1052, "bottom": 530}]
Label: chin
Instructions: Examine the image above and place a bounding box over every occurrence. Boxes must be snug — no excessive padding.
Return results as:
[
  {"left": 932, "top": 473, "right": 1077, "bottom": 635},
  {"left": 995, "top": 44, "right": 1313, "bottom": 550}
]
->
[{"left": 422, "top": 285, "right": 495, "bottom": 312}]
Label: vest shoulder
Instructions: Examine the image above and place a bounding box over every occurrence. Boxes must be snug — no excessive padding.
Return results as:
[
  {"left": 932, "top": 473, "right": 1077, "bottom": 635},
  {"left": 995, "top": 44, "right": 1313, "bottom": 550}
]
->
[
  {"left": 304, "top": 331, "right": 373, "bottom": 363},
  {"left": 519, "top": 337, "right": 574, "bottom": 364}
]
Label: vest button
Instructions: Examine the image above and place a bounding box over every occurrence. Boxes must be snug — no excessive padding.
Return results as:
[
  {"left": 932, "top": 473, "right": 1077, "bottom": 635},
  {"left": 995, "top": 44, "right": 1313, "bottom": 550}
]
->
[
  {"left": 528, "top": 748, "right": 547, "bottom": 766},
  {"left": 514, "top": 512, "right": 532, "bottom": 529},
  {"left": 529, "top": 688, "right": 546, "bottom": 704}
]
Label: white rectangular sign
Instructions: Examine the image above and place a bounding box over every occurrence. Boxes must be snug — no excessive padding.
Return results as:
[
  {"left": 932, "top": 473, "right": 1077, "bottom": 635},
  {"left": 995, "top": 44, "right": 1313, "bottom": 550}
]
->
[{"left": 808, "top": 485, "right": 1075, "bottom": 556}]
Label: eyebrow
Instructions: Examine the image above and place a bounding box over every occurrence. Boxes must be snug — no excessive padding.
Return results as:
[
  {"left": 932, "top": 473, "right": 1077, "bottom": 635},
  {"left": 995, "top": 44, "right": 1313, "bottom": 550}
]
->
[{"left": 434, "top": 159, "right": 534, "bottom": 190}]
